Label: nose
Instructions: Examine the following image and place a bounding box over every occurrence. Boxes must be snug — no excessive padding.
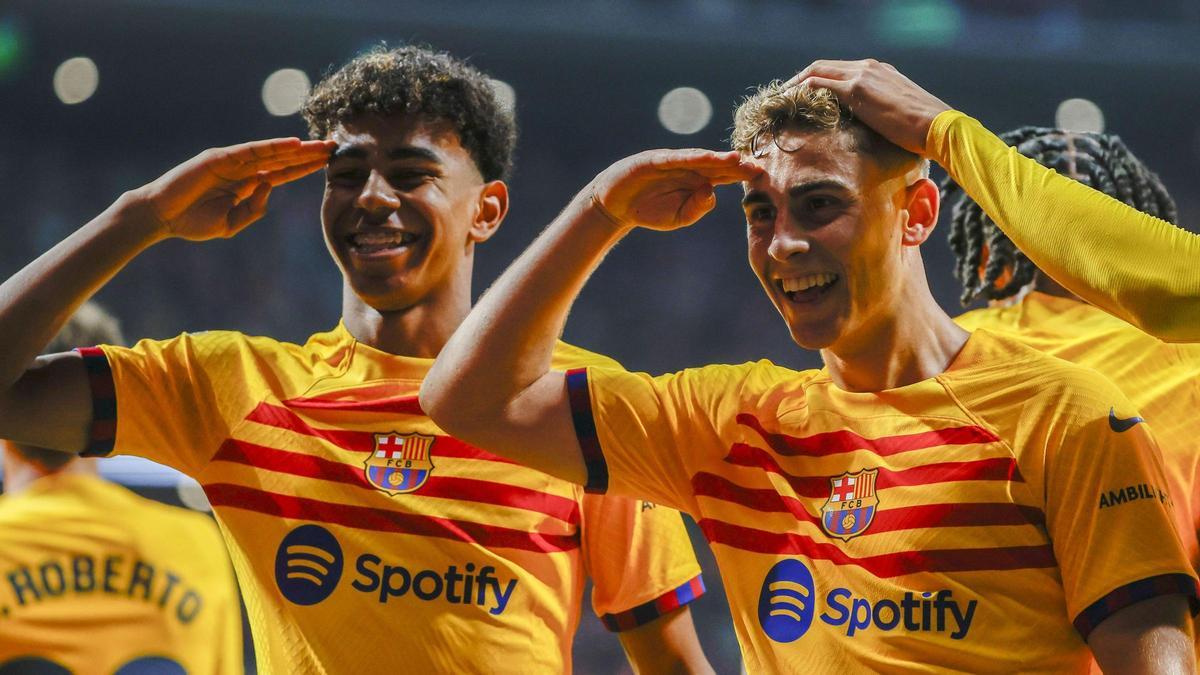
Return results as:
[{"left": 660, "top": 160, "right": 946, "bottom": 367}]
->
[
  {"left": 355, "top": 170, "right": 401, "bottom": 214},
  {"left": 767, "top": 219, "right": 811, "bottom": 262}
]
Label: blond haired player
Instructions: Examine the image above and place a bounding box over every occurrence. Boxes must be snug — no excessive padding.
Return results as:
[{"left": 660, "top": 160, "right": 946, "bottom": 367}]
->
[
  {"left": 0, "top": 47, "right": 710, "bottom": 673},
  {"left": 422, "top": 62, "right": 1197, "bottom": 672},
  {"left": 0, "top": 302, "right": 242, "bottom": 674}
]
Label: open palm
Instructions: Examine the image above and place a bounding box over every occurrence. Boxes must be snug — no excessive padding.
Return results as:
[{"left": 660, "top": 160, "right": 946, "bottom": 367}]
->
[
  {"left": 137, "top": 137, "right": 335, "bottom": 241},
  {"left": 591, "top": 149, "right": 760, "bottom": 231}
]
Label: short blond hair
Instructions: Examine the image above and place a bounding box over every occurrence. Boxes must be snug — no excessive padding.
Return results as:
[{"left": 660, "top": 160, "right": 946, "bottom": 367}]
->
[{"left": 731, "top": 80, "right": 922, "bottom": 173}]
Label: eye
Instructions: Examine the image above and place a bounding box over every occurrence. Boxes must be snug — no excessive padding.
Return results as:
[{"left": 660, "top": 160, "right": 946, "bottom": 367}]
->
[
  {"left": 806, "top": 195, "right": 839, "bottom": 211},
  {"left": 747, "top": 205, "right": 775, "bottom": 224},
  {"left": 390, "top": 171, "right": 435, "bottom": 190},
  {"left": 327, "top": 168, "right": 366, "bottom": 186}
]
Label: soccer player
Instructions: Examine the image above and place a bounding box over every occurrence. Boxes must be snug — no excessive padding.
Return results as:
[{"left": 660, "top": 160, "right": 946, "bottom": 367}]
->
[
  {"left": 0, "top": 47, "right": 711, "bottom": 673},
  {"left": 790, "top": 61, "right": 1200, "bottom": 341},
  {"left": 0, "top": 302, "right": 242, "bottom": 675},
  {"left": 421, "top": 67, "right": 1198, "bottom": 671},
  {"left": 947, "top": 126, "right": 1200, "bottom": 574}
]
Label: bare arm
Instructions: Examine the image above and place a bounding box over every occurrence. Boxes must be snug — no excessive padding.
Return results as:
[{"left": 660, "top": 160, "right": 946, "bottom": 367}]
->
[
  {"left": 618, "top": 606, "right": 715, "bottom": 675},
  {"left": 0, "top": 138, "right": 333, "bottom": 452},
  {"left": 1089, "top": 594, "right": 1195, "bottom": 674},
  {"left": 420, "top": 150, "right": 758, "bottom": 484}
]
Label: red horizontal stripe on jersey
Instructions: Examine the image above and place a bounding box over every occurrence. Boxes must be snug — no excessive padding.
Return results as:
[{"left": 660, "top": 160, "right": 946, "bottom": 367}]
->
[
  {"left": 691, "top": 472, "right": 1045, "bottom": 531},
  {"left": 283, "top": 394, "right": 425, "bottom": 415},
  {"left": 724, "top": 444, "right": 1023, "bottom": 498},
  {"left": 243, "top": 402, "right": 515, "bottom": 464},
  {"left": 212, "top": 439, "right": 579, "bottom": 524},
  {"left": 698, "top": 518, "right": 1056, "bottom": 577},
  {"left": 737, "top": 413, "right": 999, "bottom": 458},
  {"left": 204, "top": 482, "right": 580, "bottom": 553}
]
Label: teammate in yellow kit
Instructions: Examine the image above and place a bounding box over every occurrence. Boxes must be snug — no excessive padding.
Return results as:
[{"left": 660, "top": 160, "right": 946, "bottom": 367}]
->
[
  {"left": 946, "top": 126, "right": 1200, "bottom": 569},
  {"left": 0, "top": 47, "right": 711, "bottom": 673},
  {"left": 0, "top": 303, "right": 242, "bottom": 674},
  {"left": 421, "top": 63, "right": 1198, "bottom": 672}
]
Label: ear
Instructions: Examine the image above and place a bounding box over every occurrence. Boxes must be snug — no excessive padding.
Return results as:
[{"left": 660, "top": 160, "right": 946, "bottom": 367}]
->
[
  {"left": 900, "top": 176, "right": 939, "bottom": 247},
  {"left": 470, "top": 180, "right": 509, "bottom": 244}
]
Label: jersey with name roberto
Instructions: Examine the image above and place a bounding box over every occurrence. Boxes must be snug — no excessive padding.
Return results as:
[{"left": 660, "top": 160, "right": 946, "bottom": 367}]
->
[
  {"left": 0, "top": 473, "right": 242, "bottom": 674},
  {"left": 566, "top": 328, "right": 1197, "bottom": 673},
  {"left": 79, "top": 325, "right": 703, "bottom": 674}
]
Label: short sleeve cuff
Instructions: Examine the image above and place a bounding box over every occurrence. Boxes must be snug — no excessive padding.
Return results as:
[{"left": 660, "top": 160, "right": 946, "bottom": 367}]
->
[
  {"left": 75, "top": 347, "right": 116, "bottom": 457},
  {"left": 566, "top": 368, "right": 608, "bottom": 494},
  {"left": 1073, "top": 573, "right": 1200, "bottom": 640},
  {"left": 599, "top": 575, "right": 706, "bottom": 632}
]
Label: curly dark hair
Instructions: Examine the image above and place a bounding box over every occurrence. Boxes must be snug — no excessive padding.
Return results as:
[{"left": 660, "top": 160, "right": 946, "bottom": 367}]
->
[
  {"left": 944, "top": 126, "right": 1176, "bottom": 305},
  {"left": 302, "top": 45, "right": 516, "bottom": 182}
]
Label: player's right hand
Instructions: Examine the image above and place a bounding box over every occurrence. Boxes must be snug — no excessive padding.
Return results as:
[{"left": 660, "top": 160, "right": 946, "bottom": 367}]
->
[
  {"left": 130, "top": 137, "right": 336, "bottom": 241},
  {"left": 587, "top": 149, "right": 760, "bottom": 232}
]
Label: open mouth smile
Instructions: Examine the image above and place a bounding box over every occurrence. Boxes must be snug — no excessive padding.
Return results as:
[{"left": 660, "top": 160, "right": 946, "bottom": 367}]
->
[
  {"left": 777, "top": 272, "right": 839, "bottom": 304},
  {"left": 346, "top": 230, "right": 421, "bottom": 257}
]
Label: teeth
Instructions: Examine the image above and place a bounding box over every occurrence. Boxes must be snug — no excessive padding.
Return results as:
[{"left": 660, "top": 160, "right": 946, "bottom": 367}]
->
[
  {"left": 780, "top": 273, "right": 837, "bottom": 293},
  {"left": 351, "top": 231, "right": 416, "bottom": 247}
]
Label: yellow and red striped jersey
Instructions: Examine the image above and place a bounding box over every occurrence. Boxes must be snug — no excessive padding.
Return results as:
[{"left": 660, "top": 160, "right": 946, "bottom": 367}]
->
[
  {"left": 0, "top": 473, "right": 242, "bottom": 674},
  {"left": 79, "top": 325, "right": 703, "bottom": 674},
  {"left": 958, "top": 292, "right": 1200, "bottom": 569},
  {"left": 567, "top": 328, "right": 1197, "bottom": 673}
]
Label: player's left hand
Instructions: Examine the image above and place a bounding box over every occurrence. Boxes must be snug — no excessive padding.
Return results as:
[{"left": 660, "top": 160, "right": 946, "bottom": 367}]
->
[
  {"left": 587, "top": 149, "right": 761, "bottom": 232},
  {"left": 785, "top": 59, "right": 951, "bottom": 156}
]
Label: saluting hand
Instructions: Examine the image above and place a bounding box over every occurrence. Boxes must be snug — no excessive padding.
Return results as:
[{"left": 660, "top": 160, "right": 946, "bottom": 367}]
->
[
  {"left": 588, "top": 149, "right": 761, "bottom": 232},
  {"left": 131, "top": 137, "right": 336, "bottom": 241},
  {"left": 785, "top": 59, "right": 952, "bottom": 156}
]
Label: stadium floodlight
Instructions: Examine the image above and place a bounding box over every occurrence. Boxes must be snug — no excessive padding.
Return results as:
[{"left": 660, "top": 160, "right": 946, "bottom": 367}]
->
[
  {"left": 262, "top": 67, "right": 311, "bottom": 117},
  {"left": 53, "top": 56, "right": 98, "bottom": 105},
  {"left": 1055, "top": 98, "right": 1105, "bottom": 133},
  {"left": 658, "top": 86, "right": 712, "bottom": 135}
]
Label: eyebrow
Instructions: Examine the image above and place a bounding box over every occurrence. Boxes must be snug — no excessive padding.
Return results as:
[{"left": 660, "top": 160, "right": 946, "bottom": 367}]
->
[
  {"left": 329, "top": 145, "right": 442, "bottom": 163},
  {"left": 741, "top": 179, "right": 851, "bottom": 207}
]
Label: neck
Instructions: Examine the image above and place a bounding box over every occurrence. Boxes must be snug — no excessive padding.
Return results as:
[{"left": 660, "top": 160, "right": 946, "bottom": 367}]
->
[
  {"left": 2, "top": 451, "right": 97, "bottom": 496},
  {"left": 340, "top": 283, "right": 472, "bottom": 359},
  {"left": 821, "top": 269, "right": 969, "bottom": 392}
]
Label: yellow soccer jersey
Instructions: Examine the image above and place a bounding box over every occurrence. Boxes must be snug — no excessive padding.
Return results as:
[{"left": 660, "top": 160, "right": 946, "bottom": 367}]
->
[
  {"left": 958, "top": 292, "right": 1200, "bottom": 569},
  {"left": 929, "top": 110, "right": 1200, "bottom": 341},
  {"left": 0, "top": 473, "right": 242, "bottom": 674},
  {"left": 79, "top": 325, "right": 702, "bottom": 674},
  {"left": 566, "top": 329, "right": 1197, "bottom": 673}
]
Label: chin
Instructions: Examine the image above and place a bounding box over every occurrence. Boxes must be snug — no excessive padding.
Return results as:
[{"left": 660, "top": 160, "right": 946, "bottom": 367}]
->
[{"left": 785, "top": 318, "right": 843, "bottom": 351}]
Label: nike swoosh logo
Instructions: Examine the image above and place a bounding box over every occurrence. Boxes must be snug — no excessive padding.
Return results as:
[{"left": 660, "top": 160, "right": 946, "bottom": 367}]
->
[{"left": 1109, "top": 407, "right": 1145, "bottom": 433}]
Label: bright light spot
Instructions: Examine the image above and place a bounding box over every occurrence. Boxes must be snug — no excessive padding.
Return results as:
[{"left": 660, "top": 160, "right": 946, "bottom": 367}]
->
[
  {"left": 1055, "top": 98, "right": 1105, "bottom": 133},
  {"left": 489, "top": 78, "right": 516, "bottom": 113},
  {"left": 658, "top": 87, "right": 712, "bottom": 135},
  {"left": 177, "top": 476, "right": 211, "bottom": 512},
  {"left": 53, "top": 56, "right": 98, "bottom": 105},
  {"left": 262, "top": 68, "right": 311, "bottom": 117}
]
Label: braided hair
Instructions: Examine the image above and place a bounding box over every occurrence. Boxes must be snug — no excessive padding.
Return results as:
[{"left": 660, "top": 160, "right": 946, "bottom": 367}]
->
[{"left": 943, "top": 126, "right": 1177, "bottom": 305}]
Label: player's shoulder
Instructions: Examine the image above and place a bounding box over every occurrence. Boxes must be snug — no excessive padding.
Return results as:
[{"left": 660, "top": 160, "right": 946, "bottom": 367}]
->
[
  {"left": 953, "top": 304, "right": 1016, "bottom": 333},
  {"left": 668, "top": 359, "right": 821, "bottom": 405},
  {"left": 552, "top": 340, "right": 624, "bottom": 371},
  {"left": 945, "top": 329, "right": 1129, "bottom": 426}
]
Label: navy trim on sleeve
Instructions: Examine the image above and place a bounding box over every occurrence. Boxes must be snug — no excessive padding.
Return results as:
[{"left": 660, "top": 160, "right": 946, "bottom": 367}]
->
[
  {"left": 75, "top": 347, "right": 116, "bottom": 457},
  {"left": 565, "top": 368, "right": 608, "bottom": 494},
  {"left": 1073, "top": 573, "right": 1199, "bottom": 640},
  {"left": 600, "top": 575, "right": 706, "bottom": 632}
]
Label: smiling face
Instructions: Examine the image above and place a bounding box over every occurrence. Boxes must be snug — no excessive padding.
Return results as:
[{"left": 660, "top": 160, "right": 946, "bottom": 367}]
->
[
  {"left": 321, "top": 114, "right": 506, "bottom": 313},
  {"left": 742, "top": 126, "right": 918, "bottom": 352}
]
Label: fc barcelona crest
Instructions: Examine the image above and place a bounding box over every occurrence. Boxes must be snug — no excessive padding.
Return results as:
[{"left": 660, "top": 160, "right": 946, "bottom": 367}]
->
[
  {"left": 364, "top": 432, "right": 436, "bottom": 496},
  {"left": 820, "top": 468, "right": 879, "bottom": 541}
]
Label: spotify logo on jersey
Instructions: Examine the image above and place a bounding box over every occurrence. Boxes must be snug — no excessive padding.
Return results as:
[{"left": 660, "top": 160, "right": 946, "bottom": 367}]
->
[
  {"left": 275, "top": 524, "right": 344, "bottom": 605},
  {"left": 757, "top": 559, "right": 817, "bottom": 643}
]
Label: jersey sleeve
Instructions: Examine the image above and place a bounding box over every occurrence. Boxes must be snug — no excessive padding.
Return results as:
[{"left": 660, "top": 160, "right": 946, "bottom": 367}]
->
[
  {"left": 1039, "top": 380, "right": 1200, "bottom": 639},
  {"left": 580, "top": 491, "right": 704, "bottom": 631},
  {"left": 78, "top": 332, "right": 248, "bottom": 475},
  {"left": 928, "top": 110, "right": 1200, "bottom": 343},
  {"left": 565, "top": 364, "right": 748, "bottom": 512}
]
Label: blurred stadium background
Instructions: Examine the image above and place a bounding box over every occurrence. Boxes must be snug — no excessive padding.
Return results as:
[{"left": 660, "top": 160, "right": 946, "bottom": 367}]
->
[{"left": 1, "top": 1, "right": 1198, "bottom": 672}]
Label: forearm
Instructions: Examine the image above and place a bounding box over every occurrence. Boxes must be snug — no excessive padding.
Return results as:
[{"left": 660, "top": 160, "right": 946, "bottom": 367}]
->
[
  {"left": 0, "top": 191, "right": 162, "bottom": 387},
  {"left": 422, "top": 192, "right": 628, "bottom": 432},
  {"left": 930, "top": 110, "right": 1200, "bottom": 342}
]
